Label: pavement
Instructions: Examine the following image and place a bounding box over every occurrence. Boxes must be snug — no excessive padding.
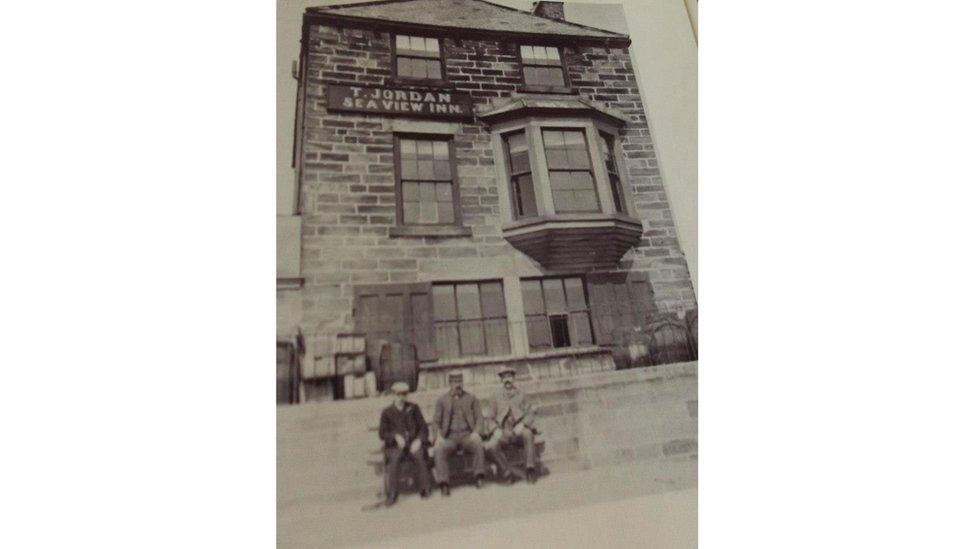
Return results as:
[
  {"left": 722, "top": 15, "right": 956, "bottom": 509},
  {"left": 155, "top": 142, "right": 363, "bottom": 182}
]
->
[{"left": 277, "top": 457, "right": 697, "bottom": 548}]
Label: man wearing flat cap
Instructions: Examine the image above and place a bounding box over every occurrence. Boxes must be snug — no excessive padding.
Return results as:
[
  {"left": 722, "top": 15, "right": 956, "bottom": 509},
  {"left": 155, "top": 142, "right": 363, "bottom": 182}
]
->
[
  {"left": 484, "top": 366, "right": 540, "bottom": 484},
  {"left": 431, "top": 370, "right": 487, "bottom": 496},
  {"left": 378, "top": 381, "right": 431, "bottom": 506}
]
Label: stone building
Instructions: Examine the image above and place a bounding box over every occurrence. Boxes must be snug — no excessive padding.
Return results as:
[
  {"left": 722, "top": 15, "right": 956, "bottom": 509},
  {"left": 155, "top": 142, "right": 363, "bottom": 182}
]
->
[{"left": 277, "top": 0, "right": 698, "bottom": 403}]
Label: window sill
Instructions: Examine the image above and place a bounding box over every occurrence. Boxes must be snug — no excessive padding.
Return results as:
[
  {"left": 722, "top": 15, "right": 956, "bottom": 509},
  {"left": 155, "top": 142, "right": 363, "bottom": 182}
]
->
[
  {"left": 390, "top": 78, "right": 455, "bottom": 90},
  {"left": 420, "top": 346, "right": 607, "bottom": 370},
  {"left": 517, "top": 85, "right": 576, "bottom": 95},
  {"left": 389, "top": 225, "right": 473, "bottom": 238}
]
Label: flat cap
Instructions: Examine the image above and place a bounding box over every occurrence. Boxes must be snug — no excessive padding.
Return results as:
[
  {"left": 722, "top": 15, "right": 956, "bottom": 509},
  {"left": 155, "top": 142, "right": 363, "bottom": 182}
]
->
[
  {"left": 447, "top": 369, "right": 464, "bottom": 380},
  {"left": 391, "top": 381, "right": 410, "bottom": 394},
  {"left": 497, "top": 366, "right": 517, "bottom": 377}
]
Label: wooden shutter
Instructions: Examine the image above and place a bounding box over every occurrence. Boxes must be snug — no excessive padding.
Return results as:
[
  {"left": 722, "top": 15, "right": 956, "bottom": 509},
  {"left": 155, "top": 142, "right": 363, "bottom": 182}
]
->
[
  {"left": 353, "top": 282, "right": 438, "bottom": 366},
  {"left": 586, "top": 272, "right": 654, "bottom": 346}
]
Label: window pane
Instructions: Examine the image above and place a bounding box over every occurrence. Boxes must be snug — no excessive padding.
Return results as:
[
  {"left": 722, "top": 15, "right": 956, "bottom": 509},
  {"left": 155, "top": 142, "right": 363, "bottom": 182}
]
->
[
  {"left": 543, "top": 67, "right": 564, "bottom": 86},
  {"left": 400, "top": 139, "right": 416, "bottom": 158},
  {"left": 396, "top": 35, "right": 410, "bottom": 49},
  {"left": 433, "top": 159, "right": 451, "bottom": 179},
  {"left": 543, "top": 279, "right": 567, "bottom": 313},
  {"left": 416, "top": 140, "right": 433, "bottom": 158},
  {"left": 520, "top": 45, "right": 533, "bottom": 59},
  {"left": 521, "top": 280, "right": 544, "bottom": 315},
  {"left": 546, "top": 46, "right": 560, "bottom": 60},
  {"left": 563, "top": 130, "right": 585, "bottom": 148},
  {"left": 433, "top": 285, "right": 456, "bottom": 320},
  {"left": 459, "top": 320, "right": 486, "bottom": 355},
  {"left": 543, "top": 130, "right": 565, "bottom": 147},
  {"left": 418, "top": 159, "right": 434, "bottom": 179},
  {"left": 570, "top": 311, "right": 593, "bottom": 346},
  {"left": 549, "top": 171, "right": 571, "bottom": 190},
  {"left": 484, "top": 319, "right": 511, "bottom": 356},
  {"left": 419, "top": 200, "right": 437, "bottom": 223},
  {"left": 456, "top": 283, "right": 482, "bottom": 319},
  {"left": 480, "top": 281, "right": 506, "bottom": 317},
  {"left": 533, "top": 46, "right": 547, "bottom": 60},
  {"left": 401, "top": 159, "right": 418, "bottom": 180},
  {"left": 435, "top": 182, "right": 453, "bottom": 201},
  {"left": 410, "top": 36, "right": 425, "bottom": 51},
  {"left": 565, "top": 277, "right": 587, "bottom": 310},
  {"left": 426, "top": 59, "right": 442, "bottom": 79},
  {"left": 550, "top": 315, "right": 571, "bottom": 348},
  {"left": 436, "top": 201, "right": 454, "bottom": 223},
  {"left": 432, "top": 140, "right": 449, "bottom": 159},
  {"left": 425, "top": 37, "right": 439, "bottom": 52},
  {"left": 572, "top": 189, "right": 599, "bottom": 211},
  {"left": 610, "top": 175, "right": 624, "bottom": 212},
  {"left": 514, "top": 174, "right": 537, "bottom": 217},
  {"left": 523, "top": 66, "right": 540, "bottom": 85},
  {"left": 525, "top": 315, "right": 551, "bottom": 350},
  {"left": 571, "top": 171, "right": 594, "bottom": 190},
  {"left": 403, "top": 201, "right": 419, "bottom": 223},
  {"left": 401, "top": 181, "right": 419, "bottom": 201},
  {"left": 436, "top": 322, "right": 460, "bottom": 360},
  {"left": 510, "top": 150, "right": 530, "bottom": 174},
  {"left": 552, "top": 190, "right": 574, "bottom": 213}
]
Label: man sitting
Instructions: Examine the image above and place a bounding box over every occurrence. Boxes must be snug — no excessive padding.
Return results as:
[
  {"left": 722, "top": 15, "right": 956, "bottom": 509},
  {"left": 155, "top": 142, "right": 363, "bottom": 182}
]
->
[
  {"left": 431, "top": 370, "right": 487, "bottom": 496},
  {"left": 378, "top": 381, "right": 431, "bottom": 506},
  {"left": 484, "top": 366, "right": 539, "bottom": 484}
]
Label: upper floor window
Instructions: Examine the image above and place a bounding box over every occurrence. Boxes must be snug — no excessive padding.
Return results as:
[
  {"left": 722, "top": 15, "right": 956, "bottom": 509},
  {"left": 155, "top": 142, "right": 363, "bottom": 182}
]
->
[
  {"left": 395, "top": 135, "right": 458, "bottom": 225},
  {"left": 394, "top": 35, "right": 443, "bottom": 81},
  {"left": 542, "top": 129, "right": 600, "bottom": 213},
  {"left": 433, "top": 281, "right": 510, "bottom": 359},
  {"left": 503, "top": 130, "right": 538, "bottom": 219},
  {"left": 519, "top": 45, "right": 566, "bottom": 88},
  {"left": 598, "top": 132, "right": 625, "bottom": 213}
]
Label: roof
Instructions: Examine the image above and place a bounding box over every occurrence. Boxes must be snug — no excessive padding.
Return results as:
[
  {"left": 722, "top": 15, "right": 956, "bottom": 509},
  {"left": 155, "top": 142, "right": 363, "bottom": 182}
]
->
[
  {"left": 308, "top": 0, "right": 629, "bottom": 43},
  {"left": 476, "top": 96, "right": 629, "bottom": 126}
]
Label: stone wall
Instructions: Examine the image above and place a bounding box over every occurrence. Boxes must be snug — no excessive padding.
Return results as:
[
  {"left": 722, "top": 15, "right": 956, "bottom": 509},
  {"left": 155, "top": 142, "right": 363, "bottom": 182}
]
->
[
  {"left": 277, "top": 361, "right": 697, "bottom": 507},
  {"left": 296, "top": 23, "right": 696, "bottom": 376}
]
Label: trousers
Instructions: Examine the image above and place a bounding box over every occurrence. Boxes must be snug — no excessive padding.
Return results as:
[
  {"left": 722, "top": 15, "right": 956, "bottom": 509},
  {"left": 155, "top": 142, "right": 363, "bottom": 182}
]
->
[
  {"left": 384, "top": 445, "right": 431, "bottom": 497},
  {"left": 485, "top": 428, "right": 537, "bottom": 476},
  {"left": 433, "top": 433, "right": 486, "bottom": 484}
]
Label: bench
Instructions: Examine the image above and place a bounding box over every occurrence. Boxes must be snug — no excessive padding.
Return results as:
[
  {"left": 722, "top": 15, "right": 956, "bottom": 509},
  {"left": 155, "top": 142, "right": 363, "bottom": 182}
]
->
[{"left": 367, "top": 425, "right": 546, "bottom": 495}]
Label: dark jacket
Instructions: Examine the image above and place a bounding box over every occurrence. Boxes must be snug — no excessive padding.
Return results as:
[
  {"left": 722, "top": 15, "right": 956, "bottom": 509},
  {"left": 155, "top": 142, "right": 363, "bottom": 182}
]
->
[
  {"left": 432, "top": 390, "right": 484, "bottom": 439},
  {"left": 378, "top": 401, "right": 429, "bottom": 449}
]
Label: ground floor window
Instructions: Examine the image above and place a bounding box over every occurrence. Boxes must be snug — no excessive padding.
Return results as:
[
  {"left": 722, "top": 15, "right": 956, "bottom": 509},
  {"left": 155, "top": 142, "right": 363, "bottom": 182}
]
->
[
  {"left": 520, "top": 276, "right": 594, "bottom": 351},
  {"left": 432, "top": 280, "right": 510, "bottom": 359}
]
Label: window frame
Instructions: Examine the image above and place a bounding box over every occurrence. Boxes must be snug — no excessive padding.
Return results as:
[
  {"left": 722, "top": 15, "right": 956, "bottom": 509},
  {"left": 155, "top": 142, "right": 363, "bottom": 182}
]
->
[
  {"left": 391, "top": 34, "right": 449, "bottom": 86},
  {"left": 541, "top": 127, "right": 603, "bottom": 215},
  {"left": 502, "top": 129, "right": 539, "bottom": 219},
  {"left": 520, "top": 275, "right": 596, "bottom": 352},
  {"left": 432, "top": 280, "right": 511, "bottom": 359},
  {"left": 598, "top": 131, "right": 626, "bottom": 214},
  {"left": 393, "top": 133, "right": 462, "bottom": 227},
  {"left": 516, "top": 44, "right": 573, "bottom": 93}
]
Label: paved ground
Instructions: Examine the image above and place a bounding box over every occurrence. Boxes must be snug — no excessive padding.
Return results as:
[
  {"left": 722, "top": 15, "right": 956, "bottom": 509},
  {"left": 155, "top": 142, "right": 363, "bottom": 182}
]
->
[{"left": 277, "top": 458, "right": 696, "bottom": 548}]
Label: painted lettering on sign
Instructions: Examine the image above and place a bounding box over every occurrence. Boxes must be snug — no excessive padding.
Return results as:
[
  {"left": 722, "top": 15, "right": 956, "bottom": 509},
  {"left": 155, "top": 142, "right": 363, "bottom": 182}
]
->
[{"left": 325, "top": 84, "right": 473, "bottom": 118}]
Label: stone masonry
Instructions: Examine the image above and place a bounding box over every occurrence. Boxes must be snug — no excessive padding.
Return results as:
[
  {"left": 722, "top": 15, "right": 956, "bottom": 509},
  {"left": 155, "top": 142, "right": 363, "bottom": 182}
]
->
[{"left": 296, "top": 23, "right": 696, "bottom": 375}]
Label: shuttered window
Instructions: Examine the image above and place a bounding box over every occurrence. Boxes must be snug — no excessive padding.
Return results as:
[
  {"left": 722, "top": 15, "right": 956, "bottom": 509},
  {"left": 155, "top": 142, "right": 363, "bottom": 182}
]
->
[
  {"left": 521, "top": 276, "right": 593, "bottom": 351},
  {"left": 520, "top": 45, "right": 566, "bottom": 87},
  {"left": 394, "top": 35, "right": 443, "bottom": 81},
  {"left": 585, "top": 272, "right": 654, "bottom": 346},
  {"left": 353, "top": 282, "right": 437, "bottom": 365},
  {"left": 432, "top": 281, "right": 510, "bottom": 359},
  {"left": 543, "top": 129, "right": 601, "bottom": 214}
]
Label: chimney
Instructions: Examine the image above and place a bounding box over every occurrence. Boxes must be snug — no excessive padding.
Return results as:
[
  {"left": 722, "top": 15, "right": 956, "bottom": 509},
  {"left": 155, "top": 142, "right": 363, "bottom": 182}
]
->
[{"left": 532, "top": 1, "right": 565, "bottom": 21}]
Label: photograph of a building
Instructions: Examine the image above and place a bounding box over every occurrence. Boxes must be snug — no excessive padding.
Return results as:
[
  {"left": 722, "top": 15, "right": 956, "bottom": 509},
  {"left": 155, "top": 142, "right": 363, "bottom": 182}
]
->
[{"left": 277, "top": 0, "right": 698, "bottom": 545}]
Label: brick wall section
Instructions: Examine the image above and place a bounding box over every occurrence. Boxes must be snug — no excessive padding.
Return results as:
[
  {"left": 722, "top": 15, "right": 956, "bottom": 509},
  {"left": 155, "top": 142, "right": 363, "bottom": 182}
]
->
[
  {"left": 298, "top": 25, "right": 696, "bottom": 361},
  {"left": 277, "top": 361, "right": 697, "bottom": 506}
]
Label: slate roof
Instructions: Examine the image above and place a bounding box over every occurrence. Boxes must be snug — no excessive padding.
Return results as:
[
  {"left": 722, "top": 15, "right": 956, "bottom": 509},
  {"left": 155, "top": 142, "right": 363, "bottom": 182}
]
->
[
  {"left": 477, "top": 96, "right": 629, "bottom": 125},
  {"left": 308, "top": 0, "right": 628, "bottom": 41}
]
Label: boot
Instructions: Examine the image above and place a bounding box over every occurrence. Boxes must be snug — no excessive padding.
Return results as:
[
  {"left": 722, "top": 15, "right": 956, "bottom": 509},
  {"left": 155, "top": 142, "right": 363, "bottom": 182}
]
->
[{"left": 439, "top": 483, "right": 451, "bottom": 497}]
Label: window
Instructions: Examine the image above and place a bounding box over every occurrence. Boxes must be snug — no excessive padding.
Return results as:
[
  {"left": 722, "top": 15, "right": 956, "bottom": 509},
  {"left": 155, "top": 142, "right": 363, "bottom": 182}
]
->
[
  {"left": 519, "top": 45, "right": 566, "bottom": 88},
  {"left": 598, "top": 132, "right": 625, "bottom": 213},
  {"left": 503, "top": 131, "right": 538, "bottom": 218},
  {"left": 394, "top": 35, "right": 443, "bottom": 81},
  {"left": 542, "top": 129, "right": 600, "bottom": 213},
  {"left": 395, "top": 135, "right": 458, "bottom": 225},
  {"left": 432, "top": 281, "right": 510, "bottom": 359},
  {"left": 521, "top": 276, "right": 594, "bottom": 351}
]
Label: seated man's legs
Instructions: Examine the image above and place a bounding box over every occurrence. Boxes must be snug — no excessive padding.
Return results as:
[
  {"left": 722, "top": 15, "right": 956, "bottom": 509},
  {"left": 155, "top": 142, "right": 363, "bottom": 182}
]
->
[
  {"left": 432, "top": 437, "right": 460, "bottom": 486},
  {"left": 384, "top": 447, "right": 403, "bottom": 501},
  {"left": 485, "top": 430, "right": 517, "bottom": 479},
  {"left": 519, "top": 428, "right": 537, "bottom": 471},
  {"left": 459, "top": 433, "right": 487, "bottom": 479},
  {"left": 408, "top": 440, "right": 432, "bottom": 494}
]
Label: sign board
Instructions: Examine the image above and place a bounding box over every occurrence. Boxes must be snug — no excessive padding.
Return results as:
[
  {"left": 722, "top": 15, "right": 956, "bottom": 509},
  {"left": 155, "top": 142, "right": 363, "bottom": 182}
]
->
[{"left": 325, "top": 84, "right": 473, "bottom": 118}]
